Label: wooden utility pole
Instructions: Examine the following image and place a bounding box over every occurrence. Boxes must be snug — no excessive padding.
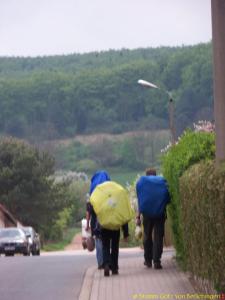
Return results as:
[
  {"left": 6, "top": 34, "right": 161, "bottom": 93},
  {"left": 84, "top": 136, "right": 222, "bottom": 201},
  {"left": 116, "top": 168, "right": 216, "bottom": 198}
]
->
[{"left": 211, "top": 0, "right": 225, "bottom": 165}]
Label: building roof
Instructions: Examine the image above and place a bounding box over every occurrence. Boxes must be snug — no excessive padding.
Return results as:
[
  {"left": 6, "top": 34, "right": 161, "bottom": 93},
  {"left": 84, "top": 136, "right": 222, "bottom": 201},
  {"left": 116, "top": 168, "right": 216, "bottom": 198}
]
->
[{"left": 0, "top": 204, "right": 18, "bottom": 226}]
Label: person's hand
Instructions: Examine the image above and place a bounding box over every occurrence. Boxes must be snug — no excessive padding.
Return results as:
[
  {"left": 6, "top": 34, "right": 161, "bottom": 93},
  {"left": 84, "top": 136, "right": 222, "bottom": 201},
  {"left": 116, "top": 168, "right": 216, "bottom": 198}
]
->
[{"left": 136, "top": 217, "right": 141, "bottom": 226}]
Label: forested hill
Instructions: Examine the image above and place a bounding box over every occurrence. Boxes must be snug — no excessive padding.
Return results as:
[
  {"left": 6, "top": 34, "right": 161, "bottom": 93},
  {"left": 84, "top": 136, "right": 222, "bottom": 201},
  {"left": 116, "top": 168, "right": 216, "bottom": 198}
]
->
[{"left": 0, "top": 43, "right": 213, "bottom": 141}]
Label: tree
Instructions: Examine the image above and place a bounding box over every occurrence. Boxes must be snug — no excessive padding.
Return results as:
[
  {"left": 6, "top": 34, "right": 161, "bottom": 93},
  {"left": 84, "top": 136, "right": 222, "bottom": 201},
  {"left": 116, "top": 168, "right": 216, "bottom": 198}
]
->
[
  {"left": 0, "top": 43, "right": 213, "bottom": 140},
  {"left": 0, "top": 137, "right": 71, "bottom": 236}
]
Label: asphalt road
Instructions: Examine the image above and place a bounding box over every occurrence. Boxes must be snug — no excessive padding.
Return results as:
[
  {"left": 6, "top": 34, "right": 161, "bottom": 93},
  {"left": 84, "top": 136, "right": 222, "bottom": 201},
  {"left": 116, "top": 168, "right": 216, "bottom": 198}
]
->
[
  {"left": 0, "top": 248, "right": 174, "bottom": 300},
  {"left": 0, "top": 251, "right": 96, "bottom": 300}
]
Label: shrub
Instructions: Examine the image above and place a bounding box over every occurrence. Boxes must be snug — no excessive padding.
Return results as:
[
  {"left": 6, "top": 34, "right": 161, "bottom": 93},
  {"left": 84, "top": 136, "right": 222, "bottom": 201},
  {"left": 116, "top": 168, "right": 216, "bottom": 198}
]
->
[
  {"left": 67, "top": 180, "right": 89, "bottom": 223},
  {"left": 45, "top": 176, "right": 89, "bottom": 241},
  {"left": 75, "top": 159, "right": 98, "bottom": 173},
  {"left": 180, "top": 160, "right": 225, "bottom": 291},
  {"left": 48, "top": 207, "right": 73, "bottom": 241},
  {"left": 161, "top": 130, "right": 215, "bottom": 262}
]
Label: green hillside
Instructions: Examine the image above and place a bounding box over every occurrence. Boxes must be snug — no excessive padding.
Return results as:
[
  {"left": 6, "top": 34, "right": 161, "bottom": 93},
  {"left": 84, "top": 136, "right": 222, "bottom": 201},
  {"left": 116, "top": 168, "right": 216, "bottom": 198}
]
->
[{"left": 0, "top": 43, "right": 213, "bottom": 142}]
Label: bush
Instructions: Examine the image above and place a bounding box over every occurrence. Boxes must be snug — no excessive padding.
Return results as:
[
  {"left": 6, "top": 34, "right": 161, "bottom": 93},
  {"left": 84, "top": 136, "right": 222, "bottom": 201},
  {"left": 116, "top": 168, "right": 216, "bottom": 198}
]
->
[
  {"left": 75, "top": 159, "right": 98, "bottom": 173},
  {"left": 44, "top": 177, "right": 89, "bottom": 241},
  {"left": 180, "top": 160, "right": 225, "bottom": 291},
  {"left": 48, "top": 207, "right": 73, "bottom": 241},
  {"left": 161, "top": 130, "right": 215, "bottom": 262},
  {"left": 67, "top": 180, "right": 89, "bottom": 223}
]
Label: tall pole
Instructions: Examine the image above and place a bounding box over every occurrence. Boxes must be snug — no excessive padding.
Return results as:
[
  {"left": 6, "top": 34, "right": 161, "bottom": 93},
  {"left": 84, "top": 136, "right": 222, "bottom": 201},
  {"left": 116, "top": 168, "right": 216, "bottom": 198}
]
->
[{"left": 211, "top": 0, "right": 225, "bottom": 165}]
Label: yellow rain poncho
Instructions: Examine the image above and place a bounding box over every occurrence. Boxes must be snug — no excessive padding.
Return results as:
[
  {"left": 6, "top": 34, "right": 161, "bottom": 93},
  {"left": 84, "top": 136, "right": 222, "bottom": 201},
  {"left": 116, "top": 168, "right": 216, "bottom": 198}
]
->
[{"left": 90, "top": 181, "right": 133, "bottom": 230}]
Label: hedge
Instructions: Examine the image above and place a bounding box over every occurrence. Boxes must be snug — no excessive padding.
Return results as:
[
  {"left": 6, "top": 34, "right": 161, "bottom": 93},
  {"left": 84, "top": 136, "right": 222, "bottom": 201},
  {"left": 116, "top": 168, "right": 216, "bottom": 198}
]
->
[
  {"left": 161, "top": 130, "right": 215, "bottom": 262},
  {"left": 180, "top": 160, "right": 225, "bottom": 292}
]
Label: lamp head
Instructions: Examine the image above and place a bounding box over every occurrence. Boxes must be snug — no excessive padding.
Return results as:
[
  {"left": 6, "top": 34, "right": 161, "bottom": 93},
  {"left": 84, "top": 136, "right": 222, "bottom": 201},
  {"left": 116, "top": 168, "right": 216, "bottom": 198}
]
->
[{"left": 137, "top": 79, "right": 159, "bottom": 89}]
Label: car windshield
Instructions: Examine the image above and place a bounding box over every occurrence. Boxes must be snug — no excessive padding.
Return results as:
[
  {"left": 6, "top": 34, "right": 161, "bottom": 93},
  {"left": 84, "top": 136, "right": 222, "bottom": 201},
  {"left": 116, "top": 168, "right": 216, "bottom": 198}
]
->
[
  {"left": 0, "top": 229, "right": 24, "bottom": 238},
  {"left": 22, "top": 228, "right": 33, "bottom": 236}
]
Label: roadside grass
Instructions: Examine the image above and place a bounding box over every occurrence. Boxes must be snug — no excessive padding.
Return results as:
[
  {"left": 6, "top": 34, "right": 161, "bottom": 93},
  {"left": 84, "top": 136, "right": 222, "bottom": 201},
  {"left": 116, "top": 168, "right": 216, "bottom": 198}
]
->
[{"left": 42, "top": 227, "right": 80, "bottom": 251}]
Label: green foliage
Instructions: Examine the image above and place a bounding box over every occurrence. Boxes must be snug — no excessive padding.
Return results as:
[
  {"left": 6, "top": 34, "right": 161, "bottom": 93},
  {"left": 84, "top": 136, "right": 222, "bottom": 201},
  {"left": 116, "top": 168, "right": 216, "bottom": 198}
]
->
[
  {"left": 88, "top": 139, "right": 120, "bottom": 167},
  {"left": 54, "top": 141, "right": 90, "bottom": 169},
  {"left": 0, "top": 43, "right": 213, "bottom": 140},
  {"left": 76, "top": 159, "right": 98, "bottom": 173},
  {"left": 116, "top": 139, "right": 143, "bottom": 169},
  {"left": 0, "top": 137, "right": 71, "bottom": 238},
  {"left": 66, "top": 180, "right": 89, "bottom": 224},
  {"left": 44, "top": 173, "right": 89, "bottom": 241},
  {"left": 161, "top": 130, "right": 215, "bottom": 261},
  {"left": 53, "top": 131, "right": 170, "bottom": 172},
  {"left": 48, "top": 207, "right": 73, "bottom": 241},
  {"left": 180, "top": 161, "right": 225, "bottom": 291}
]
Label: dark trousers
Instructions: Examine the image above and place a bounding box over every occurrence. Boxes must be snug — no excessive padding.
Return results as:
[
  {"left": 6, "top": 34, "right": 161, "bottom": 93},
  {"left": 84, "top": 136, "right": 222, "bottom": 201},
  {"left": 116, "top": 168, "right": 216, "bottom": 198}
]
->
[
  {"left": 143, "top": 215, "right": 165, "bottom": 264},
  {"left": 101, "top": 228, "right": 120, "bottom": 271}
]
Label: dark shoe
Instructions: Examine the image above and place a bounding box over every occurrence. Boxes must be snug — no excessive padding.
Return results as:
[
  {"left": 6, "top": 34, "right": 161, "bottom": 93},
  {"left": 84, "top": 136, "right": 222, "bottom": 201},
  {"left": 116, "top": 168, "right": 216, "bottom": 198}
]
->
[
  {"left": 144, "top": 261, "right": 152, "bottom": 268},
  {"left": 98, "top": 264, "right": 103, "bottom": 270},
  {"left": 112, "top": 269, "right": 119, "bottom": 275},
  {"left": 109, "top": 264, "right": 119, "bottom": 270},
  {"left": 104, "top": 265, "right": 110, "bottom": 277},
  {"left": 154, "top": 262, "right": 162, "bottom": 269}
]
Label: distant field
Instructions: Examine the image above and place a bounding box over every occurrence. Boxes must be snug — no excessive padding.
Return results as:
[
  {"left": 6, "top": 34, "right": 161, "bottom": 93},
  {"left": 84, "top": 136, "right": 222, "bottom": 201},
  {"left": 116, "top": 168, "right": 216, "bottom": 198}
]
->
[
  {"left": 107, "top": 168, "right": 163, "bottom": 186},
  {"left": 47, "top": 130, "right": 167, "bottom": 179},
  {"left": 86, "top": 170, "right": 142, "bottom": 186},
  {"left": 43, "top": 129, "right": 169, "bottom": 147},
  {"left": 109, "top": 170, "right": 143, "bottom": 186}
]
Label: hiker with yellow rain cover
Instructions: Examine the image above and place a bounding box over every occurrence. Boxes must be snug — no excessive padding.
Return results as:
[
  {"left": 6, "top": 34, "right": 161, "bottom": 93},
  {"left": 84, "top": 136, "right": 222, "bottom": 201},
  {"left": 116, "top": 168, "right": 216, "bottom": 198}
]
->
[
  {"left": 86, "top": 170, "right": 110, "bottom": 269},
  {"left": 90, "top": 180, "right": 133, "bottom": 276}
]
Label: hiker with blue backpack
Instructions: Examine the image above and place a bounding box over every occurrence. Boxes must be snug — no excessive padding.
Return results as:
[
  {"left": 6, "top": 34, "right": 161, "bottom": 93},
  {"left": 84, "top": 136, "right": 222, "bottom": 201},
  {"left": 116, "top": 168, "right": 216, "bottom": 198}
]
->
[{"left": 136, "top": 168, "right": 170, "bottom": 269}]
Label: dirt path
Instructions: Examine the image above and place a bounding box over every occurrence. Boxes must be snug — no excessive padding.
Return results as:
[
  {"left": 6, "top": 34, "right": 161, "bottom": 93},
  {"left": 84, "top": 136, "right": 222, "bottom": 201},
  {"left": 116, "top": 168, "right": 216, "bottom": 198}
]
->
[{"left": 64, "top": 232, "right": 83, "bottom": 251}]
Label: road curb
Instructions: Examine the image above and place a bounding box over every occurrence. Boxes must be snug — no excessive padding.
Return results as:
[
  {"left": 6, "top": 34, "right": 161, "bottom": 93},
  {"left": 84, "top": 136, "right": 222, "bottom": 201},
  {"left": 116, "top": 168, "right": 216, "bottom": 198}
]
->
[{"left": 78, "top": 265, "right": 96, "bottom": 300}]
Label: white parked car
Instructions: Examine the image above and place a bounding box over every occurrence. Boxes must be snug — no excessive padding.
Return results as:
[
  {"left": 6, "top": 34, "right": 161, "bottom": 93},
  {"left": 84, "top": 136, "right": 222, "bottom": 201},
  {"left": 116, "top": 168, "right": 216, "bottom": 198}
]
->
[{"left": 21, "top": 227, "right": 41, "bottom": 256}]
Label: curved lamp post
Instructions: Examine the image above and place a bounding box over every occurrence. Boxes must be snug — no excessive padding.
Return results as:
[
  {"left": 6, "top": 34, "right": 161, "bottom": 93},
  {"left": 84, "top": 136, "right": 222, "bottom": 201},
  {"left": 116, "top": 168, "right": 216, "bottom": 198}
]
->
[{"left": 138, "top": 79, "right": 176, "bottom": 145}]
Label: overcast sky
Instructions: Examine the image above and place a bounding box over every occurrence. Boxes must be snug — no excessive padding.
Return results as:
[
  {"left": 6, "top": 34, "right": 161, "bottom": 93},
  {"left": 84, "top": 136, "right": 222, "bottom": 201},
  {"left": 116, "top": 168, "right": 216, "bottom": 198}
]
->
[{"left": 0, "top": 0, "right": 212, "bottom": 57}]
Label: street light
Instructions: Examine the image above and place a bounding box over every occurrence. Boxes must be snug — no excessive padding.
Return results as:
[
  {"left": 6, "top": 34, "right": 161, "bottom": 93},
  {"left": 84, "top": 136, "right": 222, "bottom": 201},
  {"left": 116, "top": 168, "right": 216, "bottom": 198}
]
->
[{"left": 138, "top": 79, "right": 176, "bottom": 145}]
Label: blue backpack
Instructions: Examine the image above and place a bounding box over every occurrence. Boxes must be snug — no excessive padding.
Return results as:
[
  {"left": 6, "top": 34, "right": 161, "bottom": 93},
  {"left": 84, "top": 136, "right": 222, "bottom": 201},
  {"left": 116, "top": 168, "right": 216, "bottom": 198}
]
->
[{"left": 136, "top": 175, "right": 170, "bottom": 217}]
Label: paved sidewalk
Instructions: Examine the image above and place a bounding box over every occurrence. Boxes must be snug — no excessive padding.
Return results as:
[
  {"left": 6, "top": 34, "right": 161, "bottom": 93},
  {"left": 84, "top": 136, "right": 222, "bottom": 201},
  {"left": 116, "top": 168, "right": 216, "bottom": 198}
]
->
[{"left": 79, "top": 248, "right": 197, "bottom": 300}]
